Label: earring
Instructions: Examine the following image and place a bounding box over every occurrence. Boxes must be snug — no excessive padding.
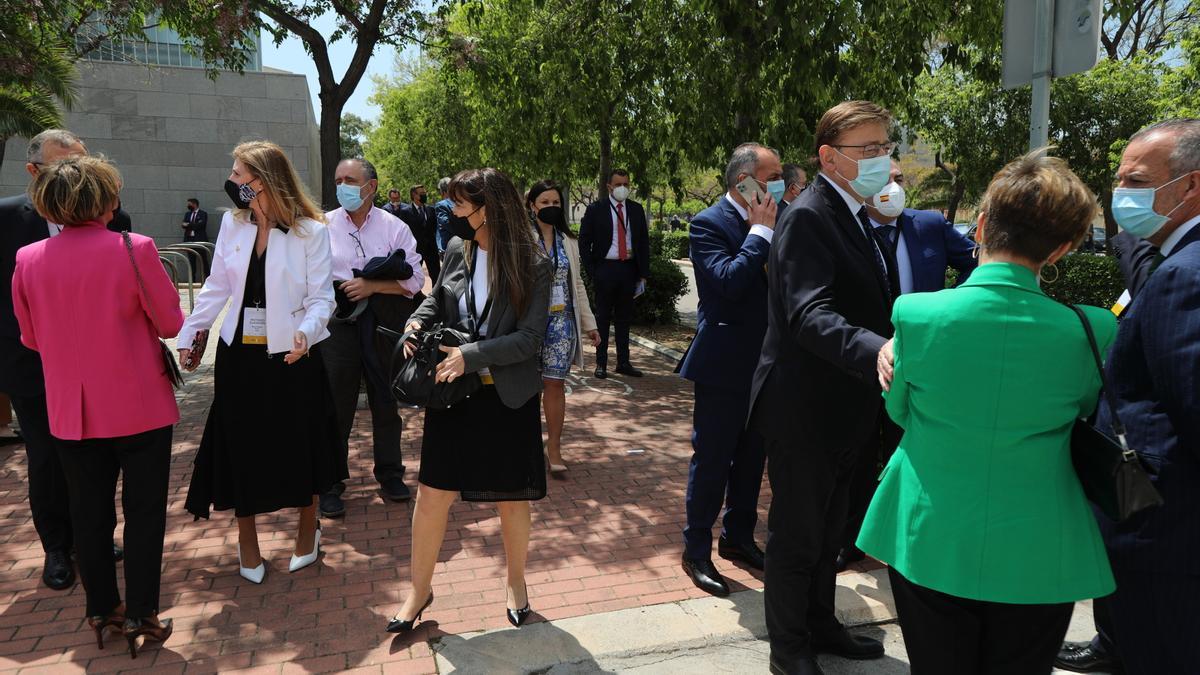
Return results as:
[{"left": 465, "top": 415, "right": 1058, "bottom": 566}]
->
[
  {"left": 971, "top": 245, "right": 980, "bottom": 260},
  {"left": 1039, "top": 262, "right": 1060, "bottom": 284}
]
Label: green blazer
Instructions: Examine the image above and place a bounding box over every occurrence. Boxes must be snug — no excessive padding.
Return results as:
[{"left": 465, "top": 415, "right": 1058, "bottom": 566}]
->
[{"left": 857, "top": 262, "right": 1118, "bottom": 604}]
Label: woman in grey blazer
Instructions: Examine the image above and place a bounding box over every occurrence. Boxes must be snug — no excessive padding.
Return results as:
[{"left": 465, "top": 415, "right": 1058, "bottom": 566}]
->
[{"left": 385, "top": 168, "right": 551, "bottom": 634}]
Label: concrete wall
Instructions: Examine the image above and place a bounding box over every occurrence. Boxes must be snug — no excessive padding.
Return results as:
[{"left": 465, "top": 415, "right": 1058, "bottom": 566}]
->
[{"left": 0, "top": 61, "right": 321, "bottom": 242}]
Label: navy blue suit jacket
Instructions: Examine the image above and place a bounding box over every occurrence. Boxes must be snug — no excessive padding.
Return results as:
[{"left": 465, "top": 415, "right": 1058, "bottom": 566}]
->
[
  {"left": 894, "top": 208, "right": 977, "bottom": 292},
  {"left": 1097, "top": 224, "right": 1200, "bottom": 574},
  {"left": 0, "top": 194, "right": 47, "bottom": 396},
  {"left": 678, "top": 197, "right": 770, "bottom": 396}
]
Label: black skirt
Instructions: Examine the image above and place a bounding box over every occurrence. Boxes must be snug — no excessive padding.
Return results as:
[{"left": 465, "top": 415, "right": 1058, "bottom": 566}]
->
[
  {"left": 184, "top": 338, "right": 342, "bottom": 519},
  {"left": 418, "top": 386, "right": 546, "bottom": 501}
]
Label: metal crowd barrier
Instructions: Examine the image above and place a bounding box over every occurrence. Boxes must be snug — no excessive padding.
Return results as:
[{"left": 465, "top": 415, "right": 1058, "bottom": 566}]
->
[{"left": 158, "top": 250, "right": 194, "bottom": 311}]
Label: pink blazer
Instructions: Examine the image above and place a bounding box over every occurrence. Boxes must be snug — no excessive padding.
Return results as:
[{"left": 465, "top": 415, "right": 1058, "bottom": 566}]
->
[{"left": 12, "top": 222, "right": 184, "bottom": 440}]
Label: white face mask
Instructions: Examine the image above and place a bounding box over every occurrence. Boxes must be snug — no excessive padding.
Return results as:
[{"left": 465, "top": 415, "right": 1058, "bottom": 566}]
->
[
  {"left": 612, "top": 185, "right": 630, "bottom": 202},
  {"left": 872, "top": 182, "right": 906, "bottom": 218}
]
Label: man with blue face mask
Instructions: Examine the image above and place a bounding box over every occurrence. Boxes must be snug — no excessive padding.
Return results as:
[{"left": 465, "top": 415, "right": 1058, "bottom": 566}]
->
[
  {"left": 677, "top": 143, "right": 779, "bottom": 597},
  {"left": 748, "top": 101, "right": 899, "bottom": 674},
  {"left": 1056, "top": 118, "right": 1200, "bottom": 675},
  {"left": 321, "top": 158, "right": 426, "bottom": 518}
]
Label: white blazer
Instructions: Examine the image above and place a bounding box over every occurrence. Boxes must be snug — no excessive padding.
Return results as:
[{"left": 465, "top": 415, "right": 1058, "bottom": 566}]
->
[{"left": 178, "top": 211, "right": 334, "bottom": 355}]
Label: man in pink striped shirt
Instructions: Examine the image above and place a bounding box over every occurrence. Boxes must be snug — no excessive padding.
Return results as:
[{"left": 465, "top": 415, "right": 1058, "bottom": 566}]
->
[{"left": 321, "top": 157, "right": 425, "bottom": 517}]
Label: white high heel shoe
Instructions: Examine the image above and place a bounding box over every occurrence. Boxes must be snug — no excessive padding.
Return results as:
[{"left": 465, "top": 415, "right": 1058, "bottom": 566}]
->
[
  {"left": 288, "top": 529, "right": 321, "bottom": 573},
  {"left": 238, "top": 547, "right": 266, "bottom": 584}
]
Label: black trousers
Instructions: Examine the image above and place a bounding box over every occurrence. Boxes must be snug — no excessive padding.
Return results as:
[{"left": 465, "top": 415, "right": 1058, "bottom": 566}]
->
[
  {"left": 9, "top": 393, "right": 72, "bottom": 553},
  {"left": 1104, "top": 563, "right": 1200, "bottom": 674},
  {"left": 889, "top": 567, "right": 1073, "bottom": 675},
  {"left": 842, "top": 416, "right": 902, "bottom": 550},
  {"left": 592, "top": 259, "right": 639, "bottom": 368},
  {"left": 323, "top": 321, "right": 405, "bottom": 488},
  {"left": 55, "top": 426, "right": 172, "bottom": 618},
  {"left": 764, "top": 436, "right": 860, "bottom": 658},
  {"left": 683, "top": 383, "right": 765, "bottom": 559}
]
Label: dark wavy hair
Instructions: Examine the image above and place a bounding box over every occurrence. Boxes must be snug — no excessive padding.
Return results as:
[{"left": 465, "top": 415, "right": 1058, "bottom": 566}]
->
[
  {"left": 447, "top": 168, "right": 542, "bottom": 315},
  {"left": 525, "top": 179, "right": 575, "bottom": 239}
]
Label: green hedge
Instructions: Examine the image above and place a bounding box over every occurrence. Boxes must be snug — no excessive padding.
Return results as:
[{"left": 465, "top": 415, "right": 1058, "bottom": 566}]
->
[
  {"left": 1042, "top": 253, "right": 1124, "bottom": 308},
  {"left": 633, "top": 256, "right": 689, "bottom": 324},
  {"left": 661, "top": 230, "right": 689, "bottom": 260}
]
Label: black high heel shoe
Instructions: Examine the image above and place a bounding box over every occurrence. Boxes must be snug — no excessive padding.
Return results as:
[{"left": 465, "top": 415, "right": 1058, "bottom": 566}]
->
[
  {"left": 385, "top": 593, "right": 434, "bottom": 633},
  {"left": 87, "top": 612, "right": 125, "bottom": 649},
  {"left": 506, "top": 583, "right": 532, "bottom": 627},
  {"left": 123, "top": 616, "right": 173, "bottom": 659}
]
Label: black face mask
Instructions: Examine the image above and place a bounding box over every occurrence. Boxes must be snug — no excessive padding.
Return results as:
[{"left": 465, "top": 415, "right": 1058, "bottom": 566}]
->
[
  {"left": 536, "top": 206, "right": 564, "bottom": 226},
  {"left": 224, "top": 179, "right": 256, "bottom": 209},
  {"left": 187, "top": 204, "right": 196, "bottom": 211},
  {"left": 447, "top": 207, "right": 480, "bottom": 241},
  {"left": 417, "top": 193, "right": 428, "bottom": 204}
]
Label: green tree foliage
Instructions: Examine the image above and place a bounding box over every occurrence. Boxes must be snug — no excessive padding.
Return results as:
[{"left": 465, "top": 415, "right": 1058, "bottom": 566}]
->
[
  {"left": 339, "top": 112, "right": 372, "bottom": 158},
  {"left": 1157, "top": 0, "right": 1200, "bottom": 117}
]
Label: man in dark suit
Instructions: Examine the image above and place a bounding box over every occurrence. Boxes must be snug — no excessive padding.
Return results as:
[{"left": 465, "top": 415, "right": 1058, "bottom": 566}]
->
[
  {"left": 748, "top": 101, "right": 899, "bottom": 675},
  {"left": 181, "top": 197, "right": 208, "bottom": 242},
  {"left": 835, "top": 158, "right": 979, "bottom": 570},
  {"left": 0, "top": 128, "right": 121, "bottom": 591},
  {"left": 1067, "top": 119, "right": 1200, "bottom": 675},
  {"left": 383, "top": 188, "right": 404, "bottom": 217},
  {"left": 780, "top": 163, "right": 807, "bottom": 211},
  {"left": 106, "top": 201, "right": 132, "bottom": 233},
  {"left": 678, "top": 143, "right": 780, "bottom": 596},
  {"left": 396, "top": 184, "right": 441, "bottom": 283},
  {"left": 578, "top": 168, "right": 651, "bottom": 378}
]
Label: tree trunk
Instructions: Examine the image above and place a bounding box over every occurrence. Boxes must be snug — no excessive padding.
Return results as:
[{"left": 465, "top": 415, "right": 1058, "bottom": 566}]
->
[
  {"left": 597, "top": 113, "right": 612, "bottom": 200},
  {"left": 317, "top": 93, "right": 343, "bottom": 209},
  {"left": 1100, "top": 186, "right": 1118, "bottom": 254},
  {"left": 0, "top": 137, "right": 7, "bottom": 170},
  {"left": 946, "top": 181, "right": 965, "bottom": 223}
]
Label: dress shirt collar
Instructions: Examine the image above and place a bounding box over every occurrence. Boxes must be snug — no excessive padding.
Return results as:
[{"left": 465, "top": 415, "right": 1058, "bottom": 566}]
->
[
  {"left": 330, "top": 205, "right": 382, "bottom": 231},
  {"left": 819, "top": 172, "right": 865, "bottom": 218},
  {"left": 1160, "top": 213, "right": 1200, "bottom": 257},
  {"left": 723, "top": 192, "right": 749, "bottom": 221}
]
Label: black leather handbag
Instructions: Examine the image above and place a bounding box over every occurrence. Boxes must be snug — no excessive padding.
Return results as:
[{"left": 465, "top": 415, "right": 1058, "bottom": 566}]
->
[
  {"left": 379, "top": 248, "right": 491, "bottom": 409},
  {"left": 1067, "top": 304, "right": 1163, "bottom": 522}
]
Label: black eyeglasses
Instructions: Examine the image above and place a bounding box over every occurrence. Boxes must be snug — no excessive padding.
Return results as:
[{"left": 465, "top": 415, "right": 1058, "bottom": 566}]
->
[{"left": 347, "top": 230, "right": 366, "bottom": 259}]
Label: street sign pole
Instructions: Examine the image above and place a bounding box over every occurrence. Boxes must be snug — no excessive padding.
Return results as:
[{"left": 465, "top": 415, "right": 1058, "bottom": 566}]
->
[{"left": 1029, "top": 0, "right": 1055, "bottom": 150}]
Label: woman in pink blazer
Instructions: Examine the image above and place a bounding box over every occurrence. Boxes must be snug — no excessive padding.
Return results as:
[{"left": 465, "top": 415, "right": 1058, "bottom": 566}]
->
[{"left": 11, "top": 156, "right": 182, "bottom": 658}]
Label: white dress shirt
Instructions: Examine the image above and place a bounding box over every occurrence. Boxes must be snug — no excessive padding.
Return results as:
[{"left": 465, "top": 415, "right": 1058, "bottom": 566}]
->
[
  {"left": 605, "top": 196, "right": 635, "bottom": 260},
  {"left": 819, "top": 173, "right": 889, "bottom": 274},
  {"left": 325, "top": 206, "right": 424, "bottom": 297},
  {"left": 47, "top": 221, "right": 63, "bottom": 238},
  {"left": 1160, "top": 214, "right": 1200, "bottom": 257},
  {"left": 723, "top": 193, "right": 774, "bottom": 243},
  {"left": 871, "top": 216, "right": 912, "bottom": 294}
]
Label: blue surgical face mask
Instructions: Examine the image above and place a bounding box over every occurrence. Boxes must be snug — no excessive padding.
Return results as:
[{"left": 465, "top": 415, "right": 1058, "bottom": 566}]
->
[
  {"left": 337, "top": 183, "right": 366, "bottom": 212},
  {"left": 1112, "top": 173, "right": 1189, "bottom": 239},
  {"left": 765, "top": 179, "right": 786, "bottom": 204},
  {"left": 834, "top": 149, "right": 892, "bottom": 198}
]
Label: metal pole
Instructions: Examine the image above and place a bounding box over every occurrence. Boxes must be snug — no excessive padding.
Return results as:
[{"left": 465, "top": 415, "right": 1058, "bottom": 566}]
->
[{"left": 1029, "top": 0, "right": 1055, "bottom": 150}]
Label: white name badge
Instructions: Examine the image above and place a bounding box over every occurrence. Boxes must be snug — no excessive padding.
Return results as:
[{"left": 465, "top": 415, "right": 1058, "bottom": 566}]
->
[
  {"left": 242, "top": 307, "right": 267, "bottom": 345},
  {"left": 550, "top": 285, "right": 567, "bottom": 313}
]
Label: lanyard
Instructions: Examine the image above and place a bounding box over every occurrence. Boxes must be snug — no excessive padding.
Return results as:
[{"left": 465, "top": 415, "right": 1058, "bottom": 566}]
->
[
  {"left": 537, "top": 227, "right": 560, "bottom": 275},
  {"left": 465, "top": 244, "right": 493, "bottom": 339}
]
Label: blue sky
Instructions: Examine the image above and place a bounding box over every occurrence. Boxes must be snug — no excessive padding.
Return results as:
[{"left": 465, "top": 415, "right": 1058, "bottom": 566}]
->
[{"left": 259, "top": 11, "right": 419, "bottom": 124}]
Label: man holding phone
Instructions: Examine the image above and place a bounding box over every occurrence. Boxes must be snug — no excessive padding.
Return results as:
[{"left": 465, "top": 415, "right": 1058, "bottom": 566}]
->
[
  {"left": 678, "top": 143, "right": 780, "bottom": 596},
  {"left": 579, "top": 169, "right": 651, "bottom": 378}
]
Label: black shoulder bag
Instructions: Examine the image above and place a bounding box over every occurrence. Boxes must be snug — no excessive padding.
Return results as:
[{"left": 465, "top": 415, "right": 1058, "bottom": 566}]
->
[
  {"left": 121, "top": 232, "right": 184, "bottom": 389},
  {"left": 1067, "top": 304, "right": 1162, "bottom": 521},
  {"left": 381, "top": 246, "right": 492, "bottom": 409}
]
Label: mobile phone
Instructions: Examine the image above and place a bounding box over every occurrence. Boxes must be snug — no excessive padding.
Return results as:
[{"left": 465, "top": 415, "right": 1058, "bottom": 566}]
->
[{"left": 735, "top": 176, "right": 767, "bottom": 205}]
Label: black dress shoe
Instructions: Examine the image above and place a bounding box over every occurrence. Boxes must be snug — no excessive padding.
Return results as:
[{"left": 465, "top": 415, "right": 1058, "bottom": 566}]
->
[
  {"left": 113, "top": 545, "right": 124, "bottom": 562},
  {"left": 42, "top": 550, "right": 75, "bottom": 590},
  {"left": 681, "top": 557, "right": 729, "bottom": 597},
  {"left": 380, "top": 477, "right": 411, "bottom": 502},
  {"left": 769, "top": 653, "right": 824, "bottom": 675},
  {"left": 1056, "top": 640, "right": 1124, "bottom": 673},
  {"left": 615, "top": 363, "right": 643, "bottom": 377},
  {"left": 319, "top": 491, "right": 345, "bottom": 518},
  {"left": 834, "top": 545, "right": 866, "bottom": 572},
  {"left": 593, "top": 367, "right": 607, "bottom": 379},
  {"left": 717, "top": 536, "right": 765, "bottom": 571},
  {"left": 386, "top": 593, "right": 434, "bottom": 633},
  {"left": 812, "top": 628, "right": 884, "bottom": 660}
]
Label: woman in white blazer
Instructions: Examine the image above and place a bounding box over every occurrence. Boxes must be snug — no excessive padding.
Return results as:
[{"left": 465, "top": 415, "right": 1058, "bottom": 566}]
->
[
  {"left": 526, "top": 181, "right": 599, "bottom": 473},
  {"left": 176, "top": 140, "right": 340, "bottom": 584}
]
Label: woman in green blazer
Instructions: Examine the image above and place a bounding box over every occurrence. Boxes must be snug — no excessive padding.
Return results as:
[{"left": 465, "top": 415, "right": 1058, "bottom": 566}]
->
[{"left": 858, "top": 151, "right": 1118, "bottom": 674}]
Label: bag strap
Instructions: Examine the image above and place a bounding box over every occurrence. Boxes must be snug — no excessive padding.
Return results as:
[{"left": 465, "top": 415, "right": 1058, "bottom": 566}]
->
[
  {"left": 121, "top": 232, "right": 164, "bottom": 336},
  {"left": 1067, "top": 304, "right": 1134, "bottom": 457},
  {"left": 465, "top": 244, "right": 493, "bottom": 339}
]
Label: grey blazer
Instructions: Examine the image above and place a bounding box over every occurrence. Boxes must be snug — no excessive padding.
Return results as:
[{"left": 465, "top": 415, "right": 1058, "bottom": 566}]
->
[{"left": 409, "top": 237, "right": 551, "bottom": 408}]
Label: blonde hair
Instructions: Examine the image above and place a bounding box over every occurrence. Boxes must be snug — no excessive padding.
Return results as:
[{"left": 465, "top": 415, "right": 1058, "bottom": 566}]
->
[
  {"left": 230, "top": 140, "right": 324, "bottom": 233},
  {"left": 980, "top": 148, "right": 1098, "bottom": 262},
  {"left": 814, "top": 100, "right": 893, "bottom": 154},
  {"left": 28, "top": 155, "right": 121, "bottom": 226}
]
